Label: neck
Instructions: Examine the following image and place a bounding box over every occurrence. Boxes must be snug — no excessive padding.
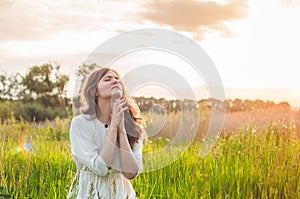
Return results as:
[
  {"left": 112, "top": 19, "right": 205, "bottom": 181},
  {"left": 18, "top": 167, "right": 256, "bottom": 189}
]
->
[{"left": 96, "top": 98, "right": 112, "bottom": 125}]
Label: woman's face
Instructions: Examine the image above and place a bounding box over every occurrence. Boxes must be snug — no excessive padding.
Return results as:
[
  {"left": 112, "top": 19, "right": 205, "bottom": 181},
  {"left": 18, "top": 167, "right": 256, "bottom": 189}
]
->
[{"left": 96, "top": 71, "right": 123, "bottom": 99}]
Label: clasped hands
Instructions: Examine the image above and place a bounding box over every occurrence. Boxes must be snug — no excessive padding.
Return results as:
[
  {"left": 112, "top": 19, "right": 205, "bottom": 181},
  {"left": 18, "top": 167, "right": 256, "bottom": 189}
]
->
[{"left": 110, "top": 97, "right": 128, "bottom": 135}]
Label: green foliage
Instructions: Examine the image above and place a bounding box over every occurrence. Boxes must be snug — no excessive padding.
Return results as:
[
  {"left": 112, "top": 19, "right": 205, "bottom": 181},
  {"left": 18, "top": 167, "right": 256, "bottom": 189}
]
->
[
  {"left": 0, "top": 73, "right": 24, "bottom": 100},
  {"left": 1, "top": 63, "right": 69, "bottom": 108},
  {"left": 45, "top": 117, "right": 71, "bottom": 141},
  {"left": 75, "top": 63, "right": 98, "bottom": 81},
  {"left": 22, "top": 64, "right": 55, "bottom": 95},
  {"left": 226, "top": 98, "right": 291, "bottom": 112},
  {"left": 0, "top": 118, "right": 75, "bottom": 198},
  {"left": 21, "top": 63, "right": 69, "bottom": 106},
  {"left": 0, "top": 100, "right": 71, "bottom": 122},
  {"left": 0, "top": 117, "right": 299, "bottom": 198}
]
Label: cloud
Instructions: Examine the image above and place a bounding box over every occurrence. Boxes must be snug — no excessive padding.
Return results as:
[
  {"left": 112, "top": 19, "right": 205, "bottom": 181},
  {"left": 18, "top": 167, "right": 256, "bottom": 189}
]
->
[
  {"left": 280, "top": 0, "right": 300, "bottom": 8},
  {"left": 0, "top": 0, "right": 137, "bottom": 41},
  {"left": 0, "top": 0, "right": 249, "bottom": 42},
  {"left": 138, "top": 0, "right": 249, "bottom": 40}
]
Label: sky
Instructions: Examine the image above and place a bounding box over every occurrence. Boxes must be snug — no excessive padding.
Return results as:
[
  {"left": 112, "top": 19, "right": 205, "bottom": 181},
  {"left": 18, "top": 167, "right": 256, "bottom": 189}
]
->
[{"left": 0, "top": 0, "right": 300, "bottom": 107}]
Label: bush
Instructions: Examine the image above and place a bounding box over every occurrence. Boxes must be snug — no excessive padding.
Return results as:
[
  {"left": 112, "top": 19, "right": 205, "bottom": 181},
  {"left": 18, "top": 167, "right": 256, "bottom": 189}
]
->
[{"left": 0, "top": 100, "right": 71, "bottom": 122}]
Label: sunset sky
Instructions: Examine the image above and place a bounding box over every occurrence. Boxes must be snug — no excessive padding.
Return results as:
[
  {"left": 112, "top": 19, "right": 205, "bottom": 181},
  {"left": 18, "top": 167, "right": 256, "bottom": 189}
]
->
[{"left": 0, "top": 0, "right": 299, "bottom": 107}]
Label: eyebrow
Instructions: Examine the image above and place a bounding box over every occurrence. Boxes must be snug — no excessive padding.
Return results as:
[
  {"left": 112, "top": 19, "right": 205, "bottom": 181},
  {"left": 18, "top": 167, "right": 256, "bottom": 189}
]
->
[{"left": 104, "top": 75, "right": 119, "bottom": 79}]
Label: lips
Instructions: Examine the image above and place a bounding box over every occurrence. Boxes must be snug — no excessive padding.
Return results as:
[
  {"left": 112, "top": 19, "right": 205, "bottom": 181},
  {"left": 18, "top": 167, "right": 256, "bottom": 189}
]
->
[{"left": 112, "top": 85, "right": 121, "bottom": 90}]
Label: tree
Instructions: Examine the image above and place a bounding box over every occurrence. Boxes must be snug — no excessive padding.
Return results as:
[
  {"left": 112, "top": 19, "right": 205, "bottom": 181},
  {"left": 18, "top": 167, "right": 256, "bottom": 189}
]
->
[
  {"left": 22, "top": 64, "right": 54, "bottom": 97},
  {"left": 72, "top": 63, "right": 100, "bottom": 110},
  {"left": 0, "top": 73, "right": 9, "bottom": 100},
  {"left": 0, "top": 73, "right": 24, "bottom": 100},
  {"left": 278, "top": 101, "right": 291, "bottom": 110},
  {"left": 232, "top": 98, "right": 243, "bottom": 112},
  {"left": 76, "top": 63, "right": 99, "bottom": 83},
  {"left": 22, "top": 63, "right": 69, "bottom": 106}
]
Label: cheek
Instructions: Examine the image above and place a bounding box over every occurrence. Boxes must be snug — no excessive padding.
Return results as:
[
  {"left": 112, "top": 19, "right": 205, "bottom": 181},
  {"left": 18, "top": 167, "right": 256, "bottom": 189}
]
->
[{"left": 97, "top": 82, "right": 111, "bottom": 95}]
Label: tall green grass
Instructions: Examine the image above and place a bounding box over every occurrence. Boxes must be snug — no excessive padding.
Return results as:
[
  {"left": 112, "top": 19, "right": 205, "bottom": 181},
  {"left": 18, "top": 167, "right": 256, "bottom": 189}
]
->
[{"left": 0, "top": 117, "right": 299, "bottom": 198}]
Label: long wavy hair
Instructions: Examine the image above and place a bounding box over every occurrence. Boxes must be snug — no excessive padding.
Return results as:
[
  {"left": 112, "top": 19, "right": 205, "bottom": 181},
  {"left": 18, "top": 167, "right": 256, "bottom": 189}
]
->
[{"left": 79, "top": 67, "right": 145, "bottom": 149}]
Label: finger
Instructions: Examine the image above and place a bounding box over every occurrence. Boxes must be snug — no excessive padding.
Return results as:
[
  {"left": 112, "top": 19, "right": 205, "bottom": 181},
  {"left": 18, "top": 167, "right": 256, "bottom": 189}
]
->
[
  {"left": 113, "top": 100, "right": 122, "bottom": 110},
  {"left": 114, "top": 98, "right": 123, "bottom": 105},
  {"left": 117, "top": 98, "right": 125, "bottom": 104},
  {"left": 120, "top": 99, "right": 127, "bottom": 107},
  {"left": 116, "top": 106, "right": 128, "bottom": 116},
  {"left": 120, "top": 106, "right": 129, "bottom": 112},
  {"left": 117, "top": 99, "right": 127, "bottom": 109}
]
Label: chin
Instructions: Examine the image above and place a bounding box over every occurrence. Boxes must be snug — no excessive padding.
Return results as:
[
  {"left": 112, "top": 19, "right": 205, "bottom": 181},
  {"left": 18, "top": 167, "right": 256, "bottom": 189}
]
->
[{"left": 112, "top": 91, "right": 122, "bottom": 98}]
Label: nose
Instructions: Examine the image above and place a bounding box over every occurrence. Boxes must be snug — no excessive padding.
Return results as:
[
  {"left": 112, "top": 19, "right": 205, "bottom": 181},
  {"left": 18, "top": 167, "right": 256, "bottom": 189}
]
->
[{"left": 112, "top": 79, "right": 119, "bottom": 85}]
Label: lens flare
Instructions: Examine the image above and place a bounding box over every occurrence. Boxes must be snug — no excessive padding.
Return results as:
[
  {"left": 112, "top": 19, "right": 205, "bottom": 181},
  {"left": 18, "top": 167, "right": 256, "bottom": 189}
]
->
[{"left": 18, "top": 133, "right": 31, "bottom": 157}]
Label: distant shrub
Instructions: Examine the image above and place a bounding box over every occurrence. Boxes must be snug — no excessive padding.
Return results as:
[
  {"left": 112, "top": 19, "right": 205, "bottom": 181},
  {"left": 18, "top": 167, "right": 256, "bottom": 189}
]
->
[{"left": 0, "top": 100, "right": 70, "bottom": 122}]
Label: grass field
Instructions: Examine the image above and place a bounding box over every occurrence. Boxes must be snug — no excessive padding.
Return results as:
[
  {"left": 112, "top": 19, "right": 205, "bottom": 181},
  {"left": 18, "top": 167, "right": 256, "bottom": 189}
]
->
[{"left": 0, "top": 113, "right": 300, "bottom": 198}]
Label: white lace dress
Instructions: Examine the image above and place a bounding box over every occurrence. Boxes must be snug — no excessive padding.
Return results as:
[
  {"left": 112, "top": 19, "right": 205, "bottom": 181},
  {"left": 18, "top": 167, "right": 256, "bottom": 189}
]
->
[{"left": 68, "top": 114, "right": 143, "bottom": 199}]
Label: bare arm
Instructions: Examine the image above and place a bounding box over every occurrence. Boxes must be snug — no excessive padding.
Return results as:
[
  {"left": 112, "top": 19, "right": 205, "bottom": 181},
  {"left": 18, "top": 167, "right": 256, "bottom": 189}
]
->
[
  {"left": 118, "top": 125, "right": 139, "bottom": 180},
  {"left": 99, "top": 125, "right": 118, "bottom": 167},
  {"left": 100, "top": 97, "right": 128, "bottom": 167}
]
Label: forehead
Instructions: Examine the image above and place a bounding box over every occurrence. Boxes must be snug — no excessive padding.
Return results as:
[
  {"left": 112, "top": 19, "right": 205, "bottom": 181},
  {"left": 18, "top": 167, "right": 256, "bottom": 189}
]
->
[{"left": 103, "top": 71, "right": 118, "bottom": 78}]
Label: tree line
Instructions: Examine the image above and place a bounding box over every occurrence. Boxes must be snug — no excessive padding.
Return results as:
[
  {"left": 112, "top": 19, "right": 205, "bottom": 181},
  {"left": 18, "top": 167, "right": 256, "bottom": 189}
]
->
[
  {"left": 0, "top": 63, "right": 294, "bottom": 122},
  {"left": 0, "top": 63, "right": 69, "bottom": 122}
]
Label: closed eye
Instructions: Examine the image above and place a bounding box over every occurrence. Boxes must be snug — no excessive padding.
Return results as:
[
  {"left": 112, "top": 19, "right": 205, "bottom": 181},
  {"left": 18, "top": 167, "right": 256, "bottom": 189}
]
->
[{"left": 103, "top": 74, "right": 119, "bottom": 82}]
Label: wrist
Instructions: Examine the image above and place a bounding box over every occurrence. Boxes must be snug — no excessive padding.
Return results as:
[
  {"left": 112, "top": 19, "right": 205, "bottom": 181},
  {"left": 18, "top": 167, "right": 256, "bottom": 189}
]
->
[
  {"left": 109, "top": 123, "right": 118, "bottom": 132},
  {"left": 118, "top": 127, "right": 127, "bottom": 135}
]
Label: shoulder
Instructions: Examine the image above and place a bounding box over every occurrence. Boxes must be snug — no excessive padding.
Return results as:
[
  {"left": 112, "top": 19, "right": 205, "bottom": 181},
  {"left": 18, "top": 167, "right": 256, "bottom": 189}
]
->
[
  {"left": 72, "top": 114, "right": 93, "bottom": 123},
  {"left": 70, "top": 114, "right": 98, "bottom": 136},
  {"left": 70, "top": 114, "right": 98, "bottom": 130}
]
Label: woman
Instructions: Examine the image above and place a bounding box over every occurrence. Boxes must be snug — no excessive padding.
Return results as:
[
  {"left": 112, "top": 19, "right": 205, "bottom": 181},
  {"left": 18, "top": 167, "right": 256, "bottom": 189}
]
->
[{"left": 68, "top": 68, "right": 145, "bottom": 199}]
